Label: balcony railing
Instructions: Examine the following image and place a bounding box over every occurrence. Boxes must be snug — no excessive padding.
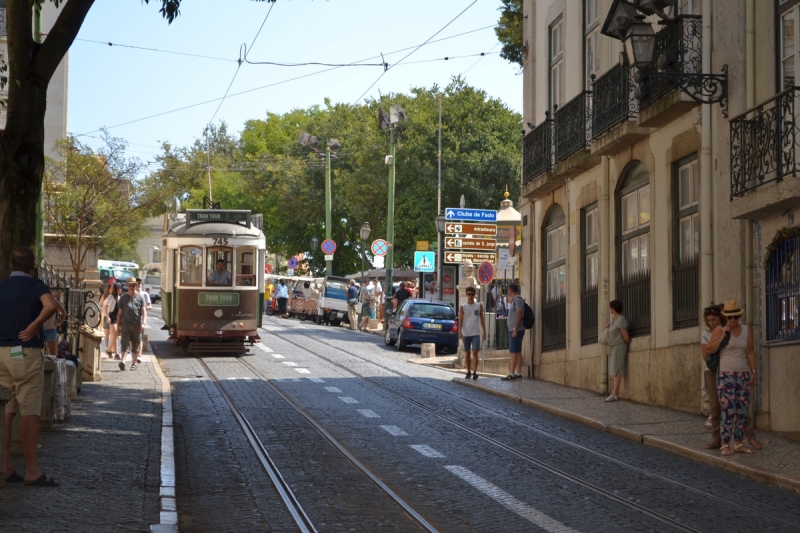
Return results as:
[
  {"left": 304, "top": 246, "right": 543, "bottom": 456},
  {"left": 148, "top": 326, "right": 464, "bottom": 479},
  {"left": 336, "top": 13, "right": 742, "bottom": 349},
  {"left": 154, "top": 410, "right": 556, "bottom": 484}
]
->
[
  {"left": 672, "top": 254, "right": 699, "bottom": 329},
  {"left": 555, "top": 91, "right": 592, "bottom": 164},
  {"left": 731, "top": 87, "right": 800, "bottom": 197},
  {"left": 581, "top": 286, "right": 598, "bottom": 346},
  {"left": 616, "top": 269, "right": 651, "bottom": 337},
  {"left": 639, "top": 15, "right": 702, "bottom": 109},
  {"left": 523, "top": 113, "right": 554, "bottom": 184},
  {"left": 542, "top": 294, "right": 566, "bottom": 352},
  {"left": 592, "top": 64, "right": 638, "bottom": 140}
]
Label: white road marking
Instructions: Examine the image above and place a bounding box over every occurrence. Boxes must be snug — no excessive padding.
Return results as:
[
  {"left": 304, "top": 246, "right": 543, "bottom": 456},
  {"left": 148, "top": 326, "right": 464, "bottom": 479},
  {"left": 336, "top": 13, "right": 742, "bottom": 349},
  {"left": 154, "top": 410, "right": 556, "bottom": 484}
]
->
[
  {"left": 357, "top": 409, "right": 380, "bottom": 418},
  {"left": 324, "top": 387, "right": 342, "bottom": 393},
  {"left": 282, "top": 361, "right": 298, "bottom": 367},
  {"left": 410, "top": 445, "right": 445, "bottom": 458},
  {"left": 271, "top": 354, "right": 285, "bottom": 359},
  {"left": 254, "top": 344, "right": 273, "bottom": 353},
  {"left": 274, "top": 378, "right": 301, "bottom": 383},
  {"left": 338, "top": 397, "right": 359, "bottom": 404},
  {"left": 380, "top": 425, "right": 409, "bottom": 436},
  {"left": 295, "top": 368, "right": 311, "bottom": 374},
  {"left": 445, "top": 466, "right": 581, "bottom": 533},
  {"left": 307, "top": 377, "right": 325, "bottom": 383}
]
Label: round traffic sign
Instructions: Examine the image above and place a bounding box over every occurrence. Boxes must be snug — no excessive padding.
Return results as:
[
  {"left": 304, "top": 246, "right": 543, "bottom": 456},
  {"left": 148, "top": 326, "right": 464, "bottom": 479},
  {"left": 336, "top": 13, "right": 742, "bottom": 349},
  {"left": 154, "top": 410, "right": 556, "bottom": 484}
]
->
[
  {"left": 371, "top": 239, "right": 389, "bottom": 256},
  {"left": 265, "top": 263, "right": 273, "bottom": 274},
  {"left": 321, "top": 239, "right": 337, "bottom": 255},
  {"left": 287, "top": 257, "right": 298, "bottom": 269},
  {"left": 478, "top": 261, "right": 494, "bottom": 285}
]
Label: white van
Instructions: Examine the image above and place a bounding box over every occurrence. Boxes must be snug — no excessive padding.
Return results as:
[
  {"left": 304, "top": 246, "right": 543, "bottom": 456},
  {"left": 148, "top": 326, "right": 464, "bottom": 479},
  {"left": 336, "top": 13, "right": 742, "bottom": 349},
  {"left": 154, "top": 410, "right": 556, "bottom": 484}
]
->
[{"left": 143, "top": 274, "right": 161, "bottom": 302}]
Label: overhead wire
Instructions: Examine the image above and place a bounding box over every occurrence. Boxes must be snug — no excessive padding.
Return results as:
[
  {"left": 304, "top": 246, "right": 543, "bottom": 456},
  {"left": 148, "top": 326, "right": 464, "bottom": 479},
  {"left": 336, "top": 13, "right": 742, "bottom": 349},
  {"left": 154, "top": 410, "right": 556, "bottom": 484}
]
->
[
  {"left": 74, "top": 38, "right": 237, "bottom": 63},
  {"left": 461, "top": 43, "right": 500, "bottom": 75}
]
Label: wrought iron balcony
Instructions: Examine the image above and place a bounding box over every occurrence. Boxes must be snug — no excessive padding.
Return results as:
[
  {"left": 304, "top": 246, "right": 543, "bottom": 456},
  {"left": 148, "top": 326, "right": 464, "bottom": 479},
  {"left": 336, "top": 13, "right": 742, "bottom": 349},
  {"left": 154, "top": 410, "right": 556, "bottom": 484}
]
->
[
  {"left": 554, "top": 91, "right": 592, "bottom": 164},
  {"left": 592, "top": 64, "right": 638, "bottom": 140},
  {"left": 730, "top": 87, "right": 800, "bottom": 197},
  {"left": 523, "top": 113, "right": 554, "bottom": 184}
]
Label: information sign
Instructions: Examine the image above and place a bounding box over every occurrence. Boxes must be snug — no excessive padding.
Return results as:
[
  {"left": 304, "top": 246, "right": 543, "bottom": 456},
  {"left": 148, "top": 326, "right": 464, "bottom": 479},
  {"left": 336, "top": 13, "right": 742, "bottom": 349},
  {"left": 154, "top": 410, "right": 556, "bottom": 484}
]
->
[
  {"left": 444, "top": 223, "right": 497, "bottom": 236},
  {"left": 198, "top": 293, "right": 240, "bottom": 306},
  {"left": 413, "top": 251, "right": 436, "bottom": 272},
  {"left": 445, "top": 238, "right": 498, "bottom": 251},
  {"left": 444, "top": 252, "right": 497, "bottom": 264},
  {"left": 444, "top": 208, "right": 497, "bottom": 222}
]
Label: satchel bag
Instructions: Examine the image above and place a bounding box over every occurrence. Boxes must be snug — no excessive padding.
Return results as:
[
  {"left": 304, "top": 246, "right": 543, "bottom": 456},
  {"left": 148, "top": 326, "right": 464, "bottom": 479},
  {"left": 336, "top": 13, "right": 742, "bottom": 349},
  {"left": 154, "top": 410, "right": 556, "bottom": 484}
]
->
[
  {"left": 348, "top": 298, "right": 359, "bottom": 306},
  {"left": 598, "top": 328, "right": 610, "bottom": 346},
  {"left": 705, "top": 332, "right": 730, "bottom": 372}
]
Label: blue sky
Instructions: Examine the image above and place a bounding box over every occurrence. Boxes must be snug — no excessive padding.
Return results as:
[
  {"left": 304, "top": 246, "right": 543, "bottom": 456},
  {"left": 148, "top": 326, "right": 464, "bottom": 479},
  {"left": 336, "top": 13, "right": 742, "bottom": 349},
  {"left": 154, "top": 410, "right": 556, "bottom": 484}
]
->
[{"left": 68, "top": 0, "right": 522, "bottom": 163}]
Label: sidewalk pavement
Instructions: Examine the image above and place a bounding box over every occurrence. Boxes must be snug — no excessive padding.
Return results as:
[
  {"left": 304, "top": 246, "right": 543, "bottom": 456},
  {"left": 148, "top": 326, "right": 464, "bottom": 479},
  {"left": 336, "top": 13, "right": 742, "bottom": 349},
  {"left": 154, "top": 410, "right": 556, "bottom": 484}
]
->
[
  {"left": 454, "top": 374, "right": 800, "bottom": 492},
  {"left": 0, "top": 339, "right": 171, "bottom": 533}
]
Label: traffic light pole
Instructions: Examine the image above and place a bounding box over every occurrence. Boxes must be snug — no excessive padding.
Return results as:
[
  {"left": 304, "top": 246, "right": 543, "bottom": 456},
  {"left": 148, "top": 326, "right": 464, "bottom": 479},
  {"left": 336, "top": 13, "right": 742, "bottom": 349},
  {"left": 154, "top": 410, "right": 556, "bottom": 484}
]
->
[
  {"left": 325, "top": 144, "right": 332, "bottom": 276},
  {"left": 385, "top": 126, "right": 396, "bottom": 313}
]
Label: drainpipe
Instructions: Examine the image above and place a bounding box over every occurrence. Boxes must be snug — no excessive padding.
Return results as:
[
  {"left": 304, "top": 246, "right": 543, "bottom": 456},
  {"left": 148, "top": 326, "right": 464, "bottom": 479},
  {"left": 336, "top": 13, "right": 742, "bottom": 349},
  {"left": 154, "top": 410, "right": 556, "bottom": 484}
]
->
[
  {"left": 745, "top": 0, "right": 755, "bottom": 326},
  {"left": 699, "top": 0, "right": 713, "bottom": 313},
  {"left": 600, "top": 156, "right": 610, "bottom": 394}
]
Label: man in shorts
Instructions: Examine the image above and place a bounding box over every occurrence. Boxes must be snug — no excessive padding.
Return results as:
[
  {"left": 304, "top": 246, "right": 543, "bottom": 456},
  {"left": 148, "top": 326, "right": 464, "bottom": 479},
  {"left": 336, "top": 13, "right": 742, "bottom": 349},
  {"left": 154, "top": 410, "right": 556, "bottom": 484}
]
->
[
  {"left": 501, "top": 283, "right": 525, "bottom": 381},
  {"left": 458, "top": 285, "right": 485, "bottom": 380},
  {"left": 117, "top": 279, "right": 147, "bottom": 371},
  {"left": 0, "top": 247, "right": 60, "bottom": 487}
]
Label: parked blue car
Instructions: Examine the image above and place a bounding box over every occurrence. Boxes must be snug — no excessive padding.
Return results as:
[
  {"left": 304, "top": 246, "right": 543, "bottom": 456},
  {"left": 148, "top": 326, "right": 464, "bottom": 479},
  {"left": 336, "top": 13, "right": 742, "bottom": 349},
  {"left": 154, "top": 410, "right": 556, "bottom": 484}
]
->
[{"left": 384, "top": 299, "right": 458, "bottom": 353}]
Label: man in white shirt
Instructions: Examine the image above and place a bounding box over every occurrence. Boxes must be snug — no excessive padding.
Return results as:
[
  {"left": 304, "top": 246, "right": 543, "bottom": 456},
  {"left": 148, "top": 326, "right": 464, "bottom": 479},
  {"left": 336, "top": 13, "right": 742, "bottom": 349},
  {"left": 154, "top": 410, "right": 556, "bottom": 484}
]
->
[{"left": 458, "top": 285, "right": 486, "bottom": 381}]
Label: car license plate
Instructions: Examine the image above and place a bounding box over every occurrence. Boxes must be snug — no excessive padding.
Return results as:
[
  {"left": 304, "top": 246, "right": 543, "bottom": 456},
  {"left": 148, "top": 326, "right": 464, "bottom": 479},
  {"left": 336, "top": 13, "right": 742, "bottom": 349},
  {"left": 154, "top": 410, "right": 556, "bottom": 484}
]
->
[{"left": 422, "top": 323, "right": 442, "bottom": 330}]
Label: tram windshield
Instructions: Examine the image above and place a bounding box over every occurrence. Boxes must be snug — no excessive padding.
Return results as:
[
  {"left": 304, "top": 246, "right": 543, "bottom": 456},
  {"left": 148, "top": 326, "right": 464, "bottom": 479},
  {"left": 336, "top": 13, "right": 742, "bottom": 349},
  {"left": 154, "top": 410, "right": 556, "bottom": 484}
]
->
[
  {"left": 236, "top": 247, "right": 256, "bottom": 287},
  {"left": 206, "top": 246, "right": 233, "bottom": 286},
  {"left": 180, "top": 246, "right": 203, "bottom": 286}
]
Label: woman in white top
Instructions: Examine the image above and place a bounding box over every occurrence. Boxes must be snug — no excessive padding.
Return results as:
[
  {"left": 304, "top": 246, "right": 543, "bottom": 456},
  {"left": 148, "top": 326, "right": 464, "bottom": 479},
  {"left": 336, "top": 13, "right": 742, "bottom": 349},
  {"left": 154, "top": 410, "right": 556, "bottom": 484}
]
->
[{"left": 704, "top": 301, "right": 757, "bottom": 456}]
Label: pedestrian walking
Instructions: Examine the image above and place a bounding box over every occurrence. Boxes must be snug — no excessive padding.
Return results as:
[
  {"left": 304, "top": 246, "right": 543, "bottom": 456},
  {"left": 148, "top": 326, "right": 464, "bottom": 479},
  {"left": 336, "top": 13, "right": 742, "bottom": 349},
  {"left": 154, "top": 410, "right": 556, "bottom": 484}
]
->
[
  {"left": 459, "top": 286, "right": 486, "bottom": 380},
  {"left": 359, "top": 280, "right": 375, "bottom": 331},
  {"left": 501, "top": 283, "right": 524, "bottom": 381},
  {"left": 393, "top": 281, "right": 413, "bottom": 310},
  {"left": 700, "top": 304, "right": 725, "bottom": 449},
  {"left": 275, "top": 279, "right": 289, "bottom": 318},
  {"left": 41, "top": 293, "right": 66, "bottom": 356},
  {"left": 0, "top": 247, "right": 61, "bottom": 487},
  {"left": 136, "top": 279, "right": 153, "bottom": 310},
  {"left": 99, "top": 283, "right": 113, "bottom": 354},
  {"left": 116, "top": 279, "right": 147, "bottom": 371},
  {"left": 346, "top": 280, "right": 359, "bottom": 330},
  {"left": 375, "top": 278, "right": 384, "bottom": 322},
  {"left": 264, "top": 278, "right": 275, "bottom": 314},
  {"left": 705, "top": 301, "right": 759, "bottom": 456},
  {"left": 105, "top": 283, "right": 122, "bottom": 359},
  {"left": 603, "top": 299, "right": 630, "bottom": 401}
]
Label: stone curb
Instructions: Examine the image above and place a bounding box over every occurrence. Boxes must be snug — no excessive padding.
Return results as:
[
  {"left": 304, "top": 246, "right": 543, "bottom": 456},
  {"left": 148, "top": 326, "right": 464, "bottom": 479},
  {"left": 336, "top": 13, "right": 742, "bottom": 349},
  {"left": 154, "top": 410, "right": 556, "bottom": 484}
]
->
[
  {"left": 149, "top": 352, "right": 178, "bottom": 533},
  {"left": 454, "top": 379, "right": 800, "bottom": 492}
]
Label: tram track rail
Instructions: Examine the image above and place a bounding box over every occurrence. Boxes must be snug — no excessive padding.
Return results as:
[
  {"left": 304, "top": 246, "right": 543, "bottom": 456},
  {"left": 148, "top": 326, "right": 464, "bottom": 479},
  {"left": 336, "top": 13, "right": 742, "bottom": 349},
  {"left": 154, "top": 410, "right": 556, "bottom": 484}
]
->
[
  {"left": 260, "top": 323, "right": 800, "bottom": 532},
  {"left": 195, "top": 355, "right": 439, "bottom": 533}
]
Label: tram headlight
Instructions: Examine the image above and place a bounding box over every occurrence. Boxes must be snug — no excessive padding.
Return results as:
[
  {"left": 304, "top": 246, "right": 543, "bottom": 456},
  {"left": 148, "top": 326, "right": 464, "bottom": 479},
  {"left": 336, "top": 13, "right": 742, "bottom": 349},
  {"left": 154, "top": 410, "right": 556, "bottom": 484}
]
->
[
  {"left": 192, "top": 322, "right": 198, "bottom": 328},
  {"left": 200, "top": 323, "right": 206, "bottom": 328},
  {"left": 214, "top": 309, "right": 223, "bottom": 318},
  {"left": 239, "top": 322, "right": 245, "bottom": 328},
  {"left": 231, "top": 323, "right": 237, "bottom": 328}
]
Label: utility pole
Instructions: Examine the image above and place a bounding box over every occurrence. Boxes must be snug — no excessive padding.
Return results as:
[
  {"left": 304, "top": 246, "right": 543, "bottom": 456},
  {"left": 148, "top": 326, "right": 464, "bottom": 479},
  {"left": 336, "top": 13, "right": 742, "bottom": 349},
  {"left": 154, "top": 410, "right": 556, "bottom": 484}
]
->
[
  {"left": 34, "top": 5, "right": 44, "bottom": 262},
  {"left": 437, "top": 93, "right": 443, "bottom": 301},
  {"left": 204, "top": 128, "right": 213, "bottom": 203},
  {"left": 325, "top": 143, "right": 333, "bottom": 275},
  {"left": 385, "top": 126, "right": 396, "bottom": 306}
]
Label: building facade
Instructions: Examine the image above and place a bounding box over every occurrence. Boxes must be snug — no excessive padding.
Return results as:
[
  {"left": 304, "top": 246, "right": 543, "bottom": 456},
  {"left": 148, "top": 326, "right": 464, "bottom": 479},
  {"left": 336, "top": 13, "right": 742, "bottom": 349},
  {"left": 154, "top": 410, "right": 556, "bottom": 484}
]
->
[{"left": 520, "top": 0, "right": 800, "bottom": 432}]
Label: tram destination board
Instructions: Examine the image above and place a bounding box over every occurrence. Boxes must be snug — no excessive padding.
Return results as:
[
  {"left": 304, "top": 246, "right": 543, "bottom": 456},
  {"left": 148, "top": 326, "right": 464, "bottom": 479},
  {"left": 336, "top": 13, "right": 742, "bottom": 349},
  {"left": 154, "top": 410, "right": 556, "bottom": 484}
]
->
[
  {"left": 444, "top": 251, "right": 497, "bottom": 264},
  {"left": 187, "top": 210, "right": 250, "bottom": 224}
]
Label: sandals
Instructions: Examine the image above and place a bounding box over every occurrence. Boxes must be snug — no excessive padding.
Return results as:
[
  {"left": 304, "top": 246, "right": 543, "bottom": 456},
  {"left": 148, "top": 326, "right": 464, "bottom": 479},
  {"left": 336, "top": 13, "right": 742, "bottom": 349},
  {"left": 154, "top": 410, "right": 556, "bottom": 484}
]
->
[
  {"left": 734, "top": 443, "right": 755, "bottom": 455},
  {"left": 5, "top": 470, "right": 24, "bottom": 483},
  {"left": 604, "top": 395, "right": 620, "bottom": 402},
  {"left": 704, "top": 441, "right": 722, "bottom": 450},
  {"left": 24, "top": 473, "right": 60, "bottom": 487},
  {"left": 721, "top": 446, "right": 732, "bottom": 457},
  {"left": 748, "top": 436, "right": 764, "bottom": 450}
]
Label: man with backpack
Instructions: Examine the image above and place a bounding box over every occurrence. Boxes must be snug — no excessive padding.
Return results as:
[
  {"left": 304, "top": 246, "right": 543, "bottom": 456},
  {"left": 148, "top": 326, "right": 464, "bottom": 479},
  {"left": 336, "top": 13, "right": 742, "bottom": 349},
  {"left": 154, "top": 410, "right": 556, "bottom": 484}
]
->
[{"left": 502, "top": 283, "right": 527, "bottom": 381}]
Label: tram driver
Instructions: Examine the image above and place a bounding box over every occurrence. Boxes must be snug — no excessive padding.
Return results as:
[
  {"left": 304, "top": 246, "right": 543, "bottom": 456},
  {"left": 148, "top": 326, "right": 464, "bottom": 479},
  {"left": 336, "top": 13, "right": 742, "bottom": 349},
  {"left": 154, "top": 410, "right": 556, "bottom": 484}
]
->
[{"left": 207, "top": 259, "right": 232, "bottom": 286}]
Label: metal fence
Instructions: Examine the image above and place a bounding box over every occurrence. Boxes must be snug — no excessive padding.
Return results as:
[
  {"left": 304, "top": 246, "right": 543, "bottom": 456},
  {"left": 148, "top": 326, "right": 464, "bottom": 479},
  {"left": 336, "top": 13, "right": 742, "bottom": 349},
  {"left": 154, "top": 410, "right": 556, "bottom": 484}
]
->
[
  {"left": 592, "top": 64, "right": 638, "bottom": 139},
  {"left": 38, "top": 261, "right": 101, "bottom": 357},
  {"left": 523, "top": 113, "right": 554, "bottom": 184},
  {"left": 555, "top": 91, "right": 593, "bottom": 164},
  {"left": 672, "top": 254, "right": 699, "bottom": 329},
  {"left": 541, "top": 294, "right": 566, "bottom": 352},
  {"left": 730, "top": 87, "right": 800, "bottom": 197},
  {"left": 766, "top": 236, "right": 800, "bottom": 342},
  {"left": 581, "top": 286, "right": 598, "bottom": 345},
  {"left": 616, "top": 269, "right": 651, "bottom": 337}
]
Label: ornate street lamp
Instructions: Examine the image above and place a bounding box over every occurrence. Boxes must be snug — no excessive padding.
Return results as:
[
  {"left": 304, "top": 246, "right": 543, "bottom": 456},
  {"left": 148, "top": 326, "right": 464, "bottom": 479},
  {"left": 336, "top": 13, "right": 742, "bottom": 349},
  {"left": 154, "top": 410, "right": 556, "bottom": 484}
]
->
[
  {"left": 434, "top": 212, "right": 447, "bottom": 301},
  {"left": 359, "top": 222, "right": 371, "bottom": 303},
  {"left": 310, "top": 235, "right": 319, "bottom": 275},
  {"left": 623, "top": 15, "right": 656, "bottom": 70}
]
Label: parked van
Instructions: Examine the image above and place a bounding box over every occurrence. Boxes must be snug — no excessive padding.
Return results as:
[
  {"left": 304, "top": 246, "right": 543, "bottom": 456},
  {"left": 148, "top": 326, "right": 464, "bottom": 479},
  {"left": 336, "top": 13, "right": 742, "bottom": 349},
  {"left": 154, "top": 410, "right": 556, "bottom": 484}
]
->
[{"left": 143, "top": 274, "right": 161, "bottom": 302}]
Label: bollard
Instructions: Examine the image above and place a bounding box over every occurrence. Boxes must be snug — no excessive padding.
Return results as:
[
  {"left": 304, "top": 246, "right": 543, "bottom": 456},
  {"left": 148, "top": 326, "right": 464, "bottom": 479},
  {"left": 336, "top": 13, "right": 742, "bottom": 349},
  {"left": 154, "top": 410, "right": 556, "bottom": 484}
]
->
[{"left": 420, "top": 343, "right": 437, "bottom": 358}]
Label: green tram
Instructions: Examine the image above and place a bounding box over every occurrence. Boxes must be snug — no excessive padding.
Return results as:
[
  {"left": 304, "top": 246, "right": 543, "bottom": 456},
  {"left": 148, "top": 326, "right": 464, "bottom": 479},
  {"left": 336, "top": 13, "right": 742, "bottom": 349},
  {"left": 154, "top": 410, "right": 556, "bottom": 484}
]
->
[{"left": 161, "top": 209, "right": 266, "bottom": 354}]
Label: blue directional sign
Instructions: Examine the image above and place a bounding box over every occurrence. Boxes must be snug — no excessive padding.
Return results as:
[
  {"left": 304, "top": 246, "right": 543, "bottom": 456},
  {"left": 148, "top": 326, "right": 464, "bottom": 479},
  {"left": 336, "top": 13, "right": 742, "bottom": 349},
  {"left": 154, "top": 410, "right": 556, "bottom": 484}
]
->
[
  {"left": 445, "top": 207, "right": 497, "bottom": 222},
  {"left": 413, "top": 251, "right": 436, "bottom": 273},
  {"left": 287, "top": 257, "right": 298, "bottom": 269}
]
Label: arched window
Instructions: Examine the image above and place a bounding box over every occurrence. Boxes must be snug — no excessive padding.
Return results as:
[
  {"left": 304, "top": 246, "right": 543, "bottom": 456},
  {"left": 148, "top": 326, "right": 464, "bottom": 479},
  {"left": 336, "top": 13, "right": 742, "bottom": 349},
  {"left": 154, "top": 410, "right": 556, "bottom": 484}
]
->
[
  {"left": 617, "top": 162, "right": 651, "bottom": 336},
  {"left": 542, "top": 205, "right": 567, "bottom": 351},
  {"left": 766, "top": 234, "right": 800, "bottom": 341}
]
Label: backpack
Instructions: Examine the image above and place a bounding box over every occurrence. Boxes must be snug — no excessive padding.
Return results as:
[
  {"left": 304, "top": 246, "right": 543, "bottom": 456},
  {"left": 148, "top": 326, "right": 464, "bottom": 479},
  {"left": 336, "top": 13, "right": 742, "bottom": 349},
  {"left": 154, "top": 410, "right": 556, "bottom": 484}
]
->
[{"left": 521, "top": 298, "right": 535, "bottom": 329}]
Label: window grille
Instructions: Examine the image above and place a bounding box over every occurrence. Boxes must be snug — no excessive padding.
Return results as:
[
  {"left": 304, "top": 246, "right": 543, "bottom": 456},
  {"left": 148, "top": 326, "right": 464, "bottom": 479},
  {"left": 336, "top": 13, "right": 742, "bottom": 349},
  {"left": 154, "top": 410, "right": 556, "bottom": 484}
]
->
[{"left": 766, "top": 235, "right": 800, "bottom": 341}]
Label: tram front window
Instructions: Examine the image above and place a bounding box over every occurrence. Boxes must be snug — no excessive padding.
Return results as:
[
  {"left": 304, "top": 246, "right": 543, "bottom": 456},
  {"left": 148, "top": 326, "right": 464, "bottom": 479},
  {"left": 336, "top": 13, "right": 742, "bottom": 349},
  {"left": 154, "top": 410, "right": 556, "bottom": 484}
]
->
[
  {"left": 180, "top": 246, "right": 203, "bottom": 286},
  {"left": 206, "top": 246, "right": 232, "bottom": 286},
  {"left": 236, "top": 247, "right": 256, "bottom": 286}
]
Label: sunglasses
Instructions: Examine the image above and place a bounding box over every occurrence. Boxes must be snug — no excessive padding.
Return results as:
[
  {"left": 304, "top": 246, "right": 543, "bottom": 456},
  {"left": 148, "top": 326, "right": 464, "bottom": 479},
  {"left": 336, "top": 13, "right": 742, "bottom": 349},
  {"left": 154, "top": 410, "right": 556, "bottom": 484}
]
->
[
  {"left": 727, "top": 315, "right": 741, "bottom": 320},
  {"left": 466, "top": 292, "right": 476, "bottom": 296}
]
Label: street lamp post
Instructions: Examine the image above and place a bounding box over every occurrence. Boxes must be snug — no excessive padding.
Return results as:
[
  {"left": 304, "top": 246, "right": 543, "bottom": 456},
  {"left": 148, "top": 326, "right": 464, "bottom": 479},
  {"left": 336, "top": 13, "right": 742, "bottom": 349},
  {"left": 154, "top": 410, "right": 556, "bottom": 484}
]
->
[
  {"left": 380, "top": 104, "right": 406, "bottom": 316},
  {"left": 299, "top": 133, "right": 340, "bottom": 276},
  {"left": 310, "top": 235, "right": 319, "bottom": 276},
  {"left": 435, "top": 213, "right": 446, "bottom": 301},
  {"left": 359, "top": 223, "right": 371, "bottom": 303}
]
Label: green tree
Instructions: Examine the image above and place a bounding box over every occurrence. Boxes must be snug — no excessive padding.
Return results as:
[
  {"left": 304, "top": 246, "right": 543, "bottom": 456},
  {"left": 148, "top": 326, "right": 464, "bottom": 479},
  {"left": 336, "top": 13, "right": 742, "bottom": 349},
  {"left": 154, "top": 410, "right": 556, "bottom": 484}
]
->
[
  {"left": 495, "top": 0, "right": 524, "bottom": 68},
  {"left": 0, "top": 0, "right": 273, "bottom": 278},
  {"left": 43, "top": 133, "right": 155, "bottom": 281}
]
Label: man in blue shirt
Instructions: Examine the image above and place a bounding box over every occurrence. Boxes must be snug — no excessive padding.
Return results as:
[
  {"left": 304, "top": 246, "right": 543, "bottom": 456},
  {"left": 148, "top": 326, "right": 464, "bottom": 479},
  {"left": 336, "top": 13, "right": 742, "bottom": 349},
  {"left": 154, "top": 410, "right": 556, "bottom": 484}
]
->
[
  {"left": 0, "top": 247, "right": 60, "bottom": 487},
  {"left": 346, "top": 280, "right": 359, "bottom": 330}
]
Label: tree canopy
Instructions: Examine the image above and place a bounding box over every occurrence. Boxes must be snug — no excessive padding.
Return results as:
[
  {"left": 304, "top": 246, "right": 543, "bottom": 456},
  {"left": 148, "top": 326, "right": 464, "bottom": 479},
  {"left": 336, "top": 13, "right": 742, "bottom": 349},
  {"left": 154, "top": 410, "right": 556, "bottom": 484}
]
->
[
  {"left": 144, "top": 77, "right": 522, "bottom": 277},
  {"left": 495, "top": 0, "right": 524, "bottom": 68}
]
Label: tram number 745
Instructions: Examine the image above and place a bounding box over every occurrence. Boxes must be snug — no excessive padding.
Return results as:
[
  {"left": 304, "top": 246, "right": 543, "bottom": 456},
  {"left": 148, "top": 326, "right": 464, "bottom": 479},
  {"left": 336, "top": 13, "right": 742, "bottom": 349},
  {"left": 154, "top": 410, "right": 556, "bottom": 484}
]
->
[{"left": 213, "top": 238, "right": 229, "bottom": 246}]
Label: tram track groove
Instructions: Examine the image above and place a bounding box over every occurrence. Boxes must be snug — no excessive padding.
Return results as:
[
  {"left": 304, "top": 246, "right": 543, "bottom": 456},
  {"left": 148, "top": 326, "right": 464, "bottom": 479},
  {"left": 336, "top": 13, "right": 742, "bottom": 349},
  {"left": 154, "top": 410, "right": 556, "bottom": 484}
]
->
[
  {"left": 195, "top": 356, "right": 439, "bottom": 533},
  {"left": 260, "top": 323, "right": 800, "bottom": 532}
]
